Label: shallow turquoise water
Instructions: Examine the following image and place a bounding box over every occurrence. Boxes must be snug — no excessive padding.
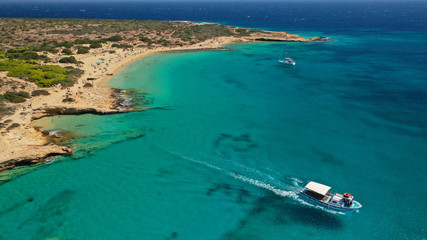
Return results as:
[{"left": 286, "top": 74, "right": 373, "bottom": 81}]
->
[{"left": 0, "top": 33, "right": 426, "bottom": 239}]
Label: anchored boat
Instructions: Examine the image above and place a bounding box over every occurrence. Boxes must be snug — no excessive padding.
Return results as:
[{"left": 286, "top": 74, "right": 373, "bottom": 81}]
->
[
  {"left": 278, "top": 57, "right": 296, "bottom": 66},
  {"left": 278, "top": 45, "right": 295, "bottom": 66},
  {"left": 300, "top": 181, "right": 362, "bottom": 213}
]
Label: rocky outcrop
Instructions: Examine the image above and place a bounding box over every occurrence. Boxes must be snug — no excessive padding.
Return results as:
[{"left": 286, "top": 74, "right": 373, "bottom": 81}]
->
[
  {"left": 0, "top": 145, "right": 72, "bottom": 173},
  {"left": 309, "top": 36, "right": 330, "bottom": 42},
  {"left": 254, "top": 37, "right": 329, "bottom": 42},
  {"left": 31, "top": 107, "right": 131, "bottom": 120},
  {"left": 254, "top": 37, "right": 305, "bottom": 42},
  {"left": 244, "top": 31, "right": 328, "bottom": 43}
]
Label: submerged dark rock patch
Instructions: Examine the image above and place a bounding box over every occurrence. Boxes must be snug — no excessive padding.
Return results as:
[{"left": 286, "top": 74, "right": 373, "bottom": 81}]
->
[
  {"left": 220, "top": 191, "right": 344, "bottom": 239},
  {"left": 213, "top": 133, "right": 258, "bottom": 153},
  {"left": 311, "top": 147, "right": 343, "bottom": 165},
  {"left": 17, "top": 189, "right": 75, "bottom": 239},
  {"left": 237, "top": 188, "right": 251, "bottom": 204},
  {"left": 206, "top": 183, "right": 232, "bottom": 196}
]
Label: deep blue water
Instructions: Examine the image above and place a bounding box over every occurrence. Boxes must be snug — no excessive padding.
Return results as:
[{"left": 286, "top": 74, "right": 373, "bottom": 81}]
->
[
  {"left": 0, "top": 1, "right": 426, "bottom": 240},
  {"left": 1, "top": 1, "right": 426, "bottom": 32}
]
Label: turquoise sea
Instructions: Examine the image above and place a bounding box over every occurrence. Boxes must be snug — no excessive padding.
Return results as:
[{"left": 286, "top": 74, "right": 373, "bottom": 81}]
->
[{"left": 0, "top": 2, "right": 426, "bottom": 240}]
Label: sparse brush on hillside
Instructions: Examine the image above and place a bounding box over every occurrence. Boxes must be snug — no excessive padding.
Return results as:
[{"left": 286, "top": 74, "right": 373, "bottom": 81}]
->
[
  {"left": 0, "top": 18, "right": 265, "bottom": 50},
  {"left": 31, "top": 89, "right": 50, "bottom": 96},
  {"left": 3, "top": 91, "right": 30, "bottom": 103}
]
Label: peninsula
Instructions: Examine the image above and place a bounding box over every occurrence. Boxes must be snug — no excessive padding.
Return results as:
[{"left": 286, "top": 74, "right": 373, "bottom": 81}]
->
[{"left": 0, "top": 18, "right": 325, "bottom": 172}]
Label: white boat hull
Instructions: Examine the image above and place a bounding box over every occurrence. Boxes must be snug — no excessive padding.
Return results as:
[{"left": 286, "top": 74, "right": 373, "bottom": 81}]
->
[
  {"left": 278, "top": 60, "right": 295, "bottom": 66},
  {"left": 300, "top": 190, "right": 362, "bottom": 213}
]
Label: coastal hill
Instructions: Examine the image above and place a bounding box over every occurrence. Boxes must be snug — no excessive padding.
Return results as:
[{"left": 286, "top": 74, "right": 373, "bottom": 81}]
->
[
  {"left": 0, "top": 18, "right": 325, "bottom": 172},
  {"left": 0, "top": 18, "right": 320, "bottom": 50}
]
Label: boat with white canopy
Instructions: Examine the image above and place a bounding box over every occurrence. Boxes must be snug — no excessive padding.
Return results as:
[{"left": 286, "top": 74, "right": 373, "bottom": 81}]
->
[{"left": 300, "top": 181, "right": 362, "bottom": 213}]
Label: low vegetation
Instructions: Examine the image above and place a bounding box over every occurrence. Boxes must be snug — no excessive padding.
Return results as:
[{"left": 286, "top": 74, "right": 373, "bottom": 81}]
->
[
  {"left": 3, "top": 91, "right": 30, "bottom": 103},
  {"left": 106, "top": 35, "right": 123, "bottom": 42},
  {"left": 62, "top": 97, "right": 75, "bottom": 102},
  {"left": 0, "top": 18, "right": 267, "bottom": 51},
  {"left": 61, "top": 49, "right": 74, "bottom": 55},
  {"left": 31, "top": 89, "right": 50, "bottom": 96},
  {"left": 89, "top": 42, "right": 102, "bottom": 49},
  {"left": 59, "top": 56, "right": 78, "bottom": 63},
  {"left": 76, "top": 46, "right": 90, "bottom": 54},
  {"left": 0, "top": 60, "right": 82, "bottom": 87},
  {"left": 0, "top": 103, "right": 15, "bottom": 119},
  {"left": 172, "top": 24, "right": 234, "bottom": 42},
  {"left": 6, "top": 122, "right": 20, "bottom": 131},
  {"left": 111, "top": 43, "right": 133, "bottom": 49},
  {"left": 2, "top": 48, "right": 50, "bottom": 62}
]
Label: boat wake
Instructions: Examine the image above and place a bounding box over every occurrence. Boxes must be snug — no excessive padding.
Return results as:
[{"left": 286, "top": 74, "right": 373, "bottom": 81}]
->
[
  {"left": 166, "top": 150, "right": 346, "bottom": 215},
  {"left": 228, "top": 171, "right": 298, "bottom": 199}
]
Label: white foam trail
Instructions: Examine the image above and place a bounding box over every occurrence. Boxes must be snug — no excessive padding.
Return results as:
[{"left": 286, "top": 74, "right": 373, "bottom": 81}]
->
[
  {"left": 173, "top": 152, "right": 299, "bottom": 199},
  {"left": 177, "top": 153, "right": 224, "bottom": 172},
  {"left": 229, "top": 161, "right": 287, "bottom": 189},
  {"left": 166, "top": 151, "right": 345, "bottom": 215},
  {"left": 228, "top": 172, "right": 298, "bottom": 199},
  {"left": 290, "top": 177, "right": 303, "bottom": 187}
]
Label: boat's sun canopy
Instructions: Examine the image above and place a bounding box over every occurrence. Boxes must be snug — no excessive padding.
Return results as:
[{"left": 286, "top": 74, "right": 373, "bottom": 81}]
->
[{"left": 305, "top": 181, "right": 331, "bottom": 195}]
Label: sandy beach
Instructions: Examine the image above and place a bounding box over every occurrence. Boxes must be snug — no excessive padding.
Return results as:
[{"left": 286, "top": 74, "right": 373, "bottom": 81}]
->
[{"left": 0, "top": 28, "right": 322, "bottom": 172}]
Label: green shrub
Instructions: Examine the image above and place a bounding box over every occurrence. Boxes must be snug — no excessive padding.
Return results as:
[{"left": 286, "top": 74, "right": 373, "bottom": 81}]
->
[
  {"left": 157, "top": 39, "right": 171, "bottom": 47},
  {"left": 31, "top": 89, "right": 50, "bottom": 96},
  {"left": 62, "top": 97, "right": 75, "bottom": 102},
  {"left": 172, "top": 24, "right": 234, "bottom": 42},
  {"left": 4, "top": 91, "right": 27, "bottom": 103},
  {"left": 7, "top": 51, "right": 39, "bottom": 60},
  {"left": 0, "top": 60, "right": 78, "bottom": 87},
  {"left": 5, "top": 48, "right": 52, "bottom": 61},
  {"left": 140, "top": 37, "right": 153, "bottom": 44},
  {"left": 7, "top": 48, "right": 27, "bottom": 54},
  {"left": 0, "top": 51, "right": 7, "bottom": 59},
  {"left": 77, "top": 46, "right": 90, "bottom": 54},
  {"left": 83, "top": 83, "right": 93, "bottom": 88},
  {"left": 74, "top": 39, "right": 91, "bottom": 44},
  {"left": 89, "top": 42, "right": 102, "bottom": 48},
  {"left": 0, "top": 106, "right": 16, "bottom": 118},
  {"left": 15, "top": 91, "right": 30, "bottom": 98},
  {"left": 56, "top": 41, "right": 73, "bottom": 48},
  {"left": 236, "top": 28, "right": 250, "bottom": 36},
  {"left": 61, "top": 49, "right": 74, "bottom": 55},
  {"left": 59, "top": 56, "right": 78, "bottom": 63},
  {"left": 65, "top": 66, "right": 84, "bottom": 81},
  {"left": 28, "top": 43, "right": 58, "bottom": 54},
  {"left": 111, "top": 44, "right": 132, "bottom": 49},
  {"left": 106, "top": 35, "right": 123, "bottom": 42},
  {"left": 109, "top": 50, "right": 116, "bottom": 54},
  {"left": 6, "top": 123, "right": 20, "bottom": 131}
]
